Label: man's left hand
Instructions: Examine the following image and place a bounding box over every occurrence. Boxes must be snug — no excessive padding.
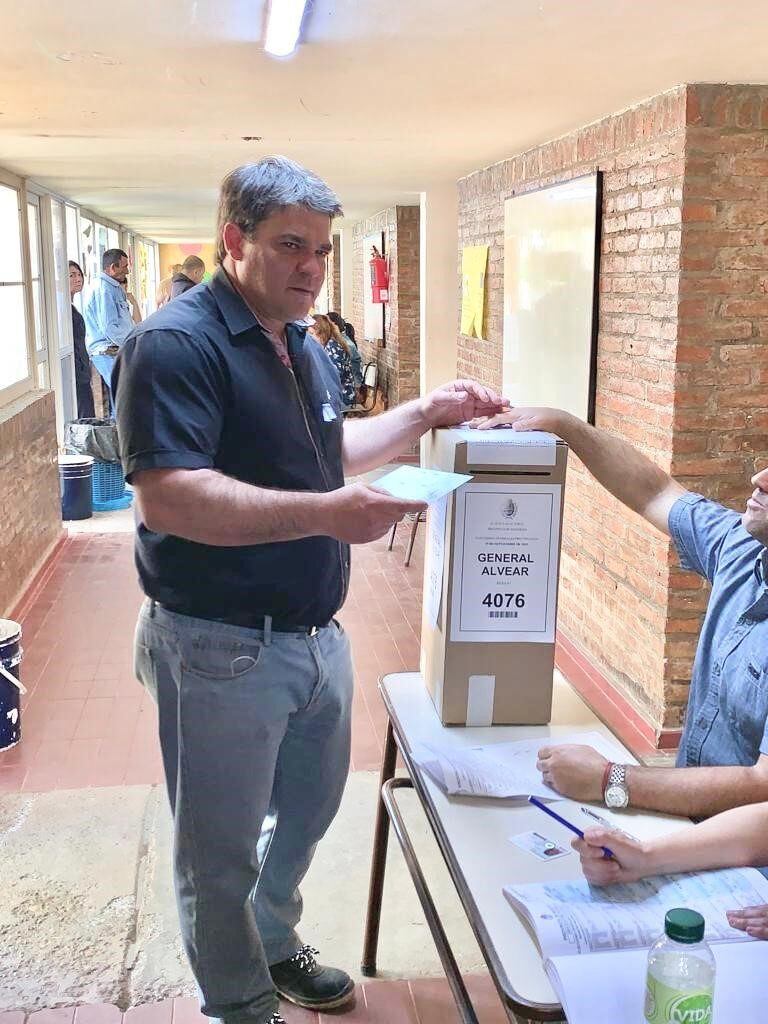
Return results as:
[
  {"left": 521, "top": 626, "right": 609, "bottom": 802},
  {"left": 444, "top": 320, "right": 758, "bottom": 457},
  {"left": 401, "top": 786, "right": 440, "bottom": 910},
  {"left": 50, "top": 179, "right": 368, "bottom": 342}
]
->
[
  {"left": 421, "top": 380, "right": 508, "bottom": 428},
  {"left": 536, "top": 744, "right": 608, "bottom": 802}
]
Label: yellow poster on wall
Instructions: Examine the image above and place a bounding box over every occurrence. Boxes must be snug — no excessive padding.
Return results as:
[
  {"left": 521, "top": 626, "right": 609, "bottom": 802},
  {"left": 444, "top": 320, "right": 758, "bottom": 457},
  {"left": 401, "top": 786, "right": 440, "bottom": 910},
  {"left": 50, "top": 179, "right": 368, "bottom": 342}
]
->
[{"left": 460, "top": 245, "right": 489, "bottom": 338}]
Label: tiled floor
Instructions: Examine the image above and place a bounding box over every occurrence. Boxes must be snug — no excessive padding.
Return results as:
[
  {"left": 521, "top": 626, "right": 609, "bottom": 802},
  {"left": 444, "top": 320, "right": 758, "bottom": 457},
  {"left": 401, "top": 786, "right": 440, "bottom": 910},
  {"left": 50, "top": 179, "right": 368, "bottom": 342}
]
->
[
  {"left": 0, "top": 524, "right": 425, "bottom": 789},
  {"left": 0, "top": 524, "right": 517, "bottom": 1023},
  {"left": 0, "top": 978, "right": 513, "bottom": 1024}
]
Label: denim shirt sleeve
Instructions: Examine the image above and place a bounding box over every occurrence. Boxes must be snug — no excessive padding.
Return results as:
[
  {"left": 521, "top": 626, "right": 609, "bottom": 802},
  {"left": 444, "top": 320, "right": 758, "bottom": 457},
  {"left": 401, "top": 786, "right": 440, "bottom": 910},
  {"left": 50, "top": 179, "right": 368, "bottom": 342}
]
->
[{"left": 668, "top": 492, "right": 743, "bottom": 584}]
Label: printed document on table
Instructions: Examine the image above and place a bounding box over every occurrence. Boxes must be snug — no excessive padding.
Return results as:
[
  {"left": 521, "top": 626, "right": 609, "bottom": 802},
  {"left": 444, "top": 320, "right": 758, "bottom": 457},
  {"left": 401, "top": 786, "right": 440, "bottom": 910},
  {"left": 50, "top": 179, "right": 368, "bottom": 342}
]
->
[
  {"left": 373, "top": 465, "right": 472, "bottom": 504},
  {"left": 410, "top": 731, "right": 619, "bottom": 801},
  {"left": 545, "top": 943, "right": 768, "bottom": 1024},
  {"left": 504, "top": 866, "right": 768, "bottom": 959},
  {"left": 453, "top": 426, "right": 557, "bottom": 467}
]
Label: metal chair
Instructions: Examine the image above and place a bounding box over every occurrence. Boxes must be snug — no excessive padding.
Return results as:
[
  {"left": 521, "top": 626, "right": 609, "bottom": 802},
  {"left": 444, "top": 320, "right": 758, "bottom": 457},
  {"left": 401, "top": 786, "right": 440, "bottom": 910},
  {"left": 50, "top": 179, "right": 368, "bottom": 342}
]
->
[{"left": 387, "top": 510, "right": 426, "bottom": 567}]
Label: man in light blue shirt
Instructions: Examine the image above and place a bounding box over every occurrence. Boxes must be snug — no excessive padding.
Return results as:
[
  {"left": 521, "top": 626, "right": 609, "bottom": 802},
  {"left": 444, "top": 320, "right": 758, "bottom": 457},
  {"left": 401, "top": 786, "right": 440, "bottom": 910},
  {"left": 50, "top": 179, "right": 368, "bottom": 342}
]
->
[
  {"left": 471, "top": 406, "right": 768, "bottom": 825},
  {"left": 83, "top": 248, "right": 135, "bottom": 412}
]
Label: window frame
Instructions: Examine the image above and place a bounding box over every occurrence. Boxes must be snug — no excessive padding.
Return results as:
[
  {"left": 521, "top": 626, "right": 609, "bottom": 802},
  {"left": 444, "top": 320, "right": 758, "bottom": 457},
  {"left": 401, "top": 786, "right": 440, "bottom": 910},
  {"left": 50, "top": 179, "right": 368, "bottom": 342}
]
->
[{"left": 0, "top": 167, "right": 37, "bottom": 409}]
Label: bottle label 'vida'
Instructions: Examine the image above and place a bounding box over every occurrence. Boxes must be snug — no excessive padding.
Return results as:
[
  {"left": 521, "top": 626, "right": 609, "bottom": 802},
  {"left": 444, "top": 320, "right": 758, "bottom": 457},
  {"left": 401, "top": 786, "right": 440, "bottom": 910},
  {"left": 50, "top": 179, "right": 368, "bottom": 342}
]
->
[{"left": 645, "top": 976, "right": 713, "bottom": 1024}]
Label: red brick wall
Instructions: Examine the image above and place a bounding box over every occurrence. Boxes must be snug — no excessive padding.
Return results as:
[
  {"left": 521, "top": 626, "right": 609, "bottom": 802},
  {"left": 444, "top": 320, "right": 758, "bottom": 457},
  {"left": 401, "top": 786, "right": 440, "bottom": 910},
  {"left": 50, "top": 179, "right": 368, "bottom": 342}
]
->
[
  {"left": 328, "top": 233, "right": 341, "bottom": 312},
  {"left": 351, "top": 206, "right": 420, "bottom": 408},
  {"left": 459, "top": 88, "right": 687, "bottom": 731},
  {"left": 665, "top": 84, "right": 768, "bottom": 717},
  {"left": 0, "top": 391, "right": 63, "bottom": 617},
  {"left": 457, "top": 83, "right": 768, "bottom": 737}
]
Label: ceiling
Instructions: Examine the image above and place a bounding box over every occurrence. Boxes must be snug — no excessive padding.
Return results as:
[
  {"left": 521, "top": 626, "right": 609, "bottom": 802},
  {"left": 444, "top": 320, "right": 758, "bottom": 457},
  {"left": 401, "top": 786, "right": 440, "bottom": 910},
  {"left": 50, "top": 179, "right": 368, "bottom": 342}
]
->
[{"left": 0, "top": 0, "right": 766, "bottom": 240}]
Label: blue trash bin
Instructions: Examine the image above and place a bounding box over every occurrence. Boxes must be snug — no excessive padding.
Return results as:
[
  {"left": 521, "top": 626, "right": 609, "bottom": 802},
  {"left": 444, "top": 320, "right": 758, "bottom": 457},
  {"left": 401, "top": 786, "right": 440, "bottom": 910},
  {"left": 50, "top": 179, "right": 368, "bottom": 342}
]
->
[{"left": 59, "top": 454, "right": 94, "bottom": 521}]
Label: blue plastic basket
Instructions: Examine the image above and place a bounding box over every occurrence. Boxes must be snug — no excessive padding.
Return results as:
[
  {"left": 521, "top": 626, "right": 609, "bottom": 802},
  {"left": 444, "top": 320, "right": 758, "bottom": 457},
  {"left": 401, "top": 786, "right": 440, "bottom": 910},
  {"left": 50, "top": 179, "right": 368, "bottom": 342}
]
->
[{"left": 92, "top": 460, "right": 125, "bottom": 504}]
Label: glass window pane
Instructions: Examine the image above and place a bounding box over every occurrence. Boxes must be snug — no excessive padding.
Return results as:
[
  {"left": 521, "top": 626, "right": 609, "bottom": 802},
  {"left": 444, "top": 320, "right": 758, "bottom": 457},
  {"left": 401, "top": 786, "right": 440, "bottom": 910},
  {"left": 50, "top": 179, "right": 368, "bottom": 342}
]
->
[
  {"left": 32, "top": 279, "right": 45, "bottom": 353},
  {"left": 107, "top": 227, "right": 119, "bottom": 250},
  {"left": 66, "top": 205, "right": 79, "bottom": 264},
  {"left": 27, "top": 202, "right": 40, "bottom": 278},
  {"left": 0, "top": 285, "right": 29, "bottom": 388},
  {"left": 0, "top": 184, "right": 23, "bottom": 282},
  {"left": 37, "top": 362, "right": 49, "bottom": 389}
]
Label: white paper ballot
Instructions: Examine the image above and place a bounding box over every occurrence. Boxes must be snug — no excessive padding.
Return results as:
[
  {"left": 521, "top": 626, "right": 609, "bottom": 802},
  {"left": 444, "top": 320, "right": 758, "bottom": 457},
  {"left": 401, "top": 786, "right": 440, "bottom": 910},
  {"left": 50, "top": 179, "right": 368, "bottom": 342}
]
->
[
  {"left": 372, "top": 465, "right": 472, "bottom": 504},
  {"left": 453, "top": 426, "right": 557, "bottom": 467},
  {"left": 411, "top": 729, "right": 625, "bottom": 801},
  {"left": 545, "top": 943, "right": 768, "bottom": 1024},
  {"left": 424, "top": 496, "right": 448, "bottom": 629}
]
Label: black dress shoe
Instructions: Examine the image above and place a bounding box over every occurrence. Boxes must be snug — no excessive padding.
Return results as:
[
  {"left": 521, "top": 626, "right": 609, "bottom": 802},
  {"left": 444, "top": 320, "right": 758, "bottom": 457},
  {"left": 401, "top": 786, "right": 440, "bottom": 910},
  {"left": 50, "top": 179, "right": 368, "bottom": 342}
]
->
[{"left": 269, "top": 945, "right": 355, "bottom": 1010}]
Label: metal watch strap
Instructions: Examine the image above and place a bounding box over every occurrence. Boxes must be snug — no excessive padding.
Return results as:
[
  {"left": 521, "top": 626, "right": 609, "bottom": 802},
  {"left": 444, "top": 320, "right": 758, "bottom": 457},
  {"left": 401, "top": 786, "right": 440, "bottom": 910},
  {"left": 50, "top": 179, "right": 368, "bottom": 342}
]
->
[{"left": 607, "top": 763, "right": 626, "bottom": 788}]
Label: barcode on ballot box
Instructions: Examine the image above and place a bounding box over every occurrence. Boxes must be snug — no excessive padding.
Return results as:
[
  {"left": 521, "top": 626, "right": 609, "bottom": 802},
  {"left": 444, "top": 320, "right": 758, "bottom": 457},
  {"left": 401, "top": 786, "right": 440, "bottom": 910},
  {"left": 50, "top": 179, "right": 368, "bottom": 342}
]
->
[{"left": 489, "top": 610, "right": 519, "bottom": 619}]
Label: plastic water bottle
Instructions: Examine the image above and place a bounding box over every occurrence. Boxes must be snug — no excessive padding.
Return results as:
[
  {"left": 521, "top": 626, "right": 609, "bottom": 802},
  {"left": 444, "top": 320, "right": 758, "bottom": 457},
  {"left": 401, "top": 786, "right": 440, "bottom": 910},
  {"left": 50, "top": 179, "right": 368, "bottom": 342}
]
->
[{"left": 644, "top": 908, "right": 715, "bottom": 1024}]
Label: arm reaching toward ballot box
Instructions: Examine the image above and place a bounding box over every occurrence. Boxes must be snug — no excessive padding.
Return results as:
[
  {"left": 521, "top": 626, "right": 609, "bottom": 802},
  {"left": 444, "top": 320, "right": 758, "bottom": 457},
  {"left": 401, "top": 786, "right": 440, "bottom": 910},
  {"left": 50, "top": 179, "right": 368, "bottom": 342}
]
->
[
  {"left": 469, "top": 406, "right": 686, "bottom": 536},
  {"left": 574, "top": 804, "right": 768, "bottom": 939}
]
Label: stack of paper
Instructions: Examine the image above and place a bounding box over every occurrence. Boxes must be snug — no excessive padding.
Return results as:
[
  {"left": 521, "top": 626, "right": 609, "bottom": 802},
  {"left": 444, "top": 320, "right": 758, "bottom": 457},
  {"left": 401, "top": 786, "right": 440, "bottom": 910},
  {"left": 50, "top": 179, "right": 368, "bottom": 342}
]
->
[{"left": 410, "top": 730, "right": 621, "bottom": 800}]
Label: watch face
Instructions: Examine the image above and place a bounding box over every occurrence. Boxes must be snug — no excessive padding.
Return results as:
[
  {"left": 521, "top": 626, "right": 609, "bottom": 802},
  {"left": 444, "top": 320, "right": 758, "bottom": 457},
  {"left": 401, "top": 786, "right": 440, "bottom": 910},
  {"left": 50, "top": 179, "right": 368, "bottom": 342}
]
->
[{"left": 605, "top": 784, "right": 628, "bottom": 808}]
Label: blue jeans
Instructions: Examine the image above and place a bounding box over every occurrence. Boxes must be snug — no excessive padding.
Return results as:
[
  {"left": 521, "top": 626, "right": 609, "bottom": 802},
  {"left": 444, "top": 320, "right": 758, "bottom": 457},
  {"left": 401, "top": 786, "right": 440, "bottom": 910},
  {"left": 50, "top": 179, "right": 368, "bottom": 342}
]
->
[
  {"left": 134, "top": 600, "right": 354, "bottom": 1024},
  {"left": 91, "top": 353, "right": 117, "bottom": 416}
]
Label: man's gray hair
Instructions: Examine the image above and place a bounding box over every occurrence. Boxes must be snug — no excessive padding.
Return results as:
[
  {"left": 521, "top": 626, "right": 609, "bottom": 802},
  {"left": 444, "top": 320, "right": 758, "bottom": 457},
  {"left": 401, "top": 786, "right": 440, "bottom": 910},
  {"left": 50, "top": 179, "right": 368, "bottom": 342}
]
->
[{"left": 215, "top": 156, "right": 343, "bottom": 264}]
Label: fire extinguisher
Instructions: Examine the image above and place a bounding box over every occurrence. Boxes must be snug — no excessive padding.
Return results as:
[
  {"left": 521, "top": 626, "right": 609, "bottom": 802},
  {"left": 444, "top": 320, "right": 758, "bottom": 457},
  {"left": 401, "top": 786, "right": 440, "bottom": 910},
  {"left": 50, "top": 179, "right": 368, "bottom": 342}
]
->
[{"left": 369, "top": 246, "right": 389, "bottom": 304}]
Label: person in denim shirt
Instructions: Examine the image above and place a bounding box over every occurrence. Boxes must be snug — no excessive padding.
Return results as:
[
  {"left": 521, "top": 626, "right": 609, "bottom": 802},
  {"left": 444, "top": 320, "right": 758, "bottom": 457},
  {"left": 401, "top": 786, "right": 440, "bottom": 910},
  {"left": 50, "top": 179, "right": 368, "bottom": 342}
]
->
[{"left": 472, "top": 405, "right": 768, "bottom": 823}]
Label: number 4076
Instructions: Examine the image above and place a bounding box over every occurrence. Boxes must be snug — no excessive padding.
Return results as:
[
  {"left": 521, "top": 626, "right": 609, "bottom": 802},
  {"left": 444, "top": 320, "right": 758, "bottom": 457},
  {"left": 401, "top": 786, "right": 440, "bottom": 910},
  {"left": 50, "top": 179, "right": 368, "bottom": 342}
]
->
[{"left": 481, "top": 593, "right": 525, "bottom": 609}]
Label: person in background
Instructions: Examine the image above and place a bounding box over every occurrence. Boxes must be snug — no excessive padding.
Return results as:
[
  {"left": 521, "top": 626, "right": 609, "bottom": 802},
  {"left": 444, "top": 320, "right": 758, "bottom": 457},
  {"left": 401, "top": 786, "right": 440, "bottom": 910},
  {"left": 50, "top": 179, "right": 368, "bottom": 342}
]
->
[
  {"left": 308, "top": 313, "right": 356, "bottom": 408},
  {"left": 470, "top": 406, "right": 768, "bottom": 818},
  {"left": 156, "top": 263, "right": 183, "bottom": 308},
  {"left": 327, "top": 311, "right": 362, "bottom": 391},
  {"left": 170, "top": 255, "right": 206, "bottom": 299},
  {"left": 575, "top": 806, "right": 768, "bottom": 938},
  {"left": 68, "top": 260, "right": 95, "bottom": 419},
  {"left": 83, "top": 247, "right": 134, "bottom": 414}
]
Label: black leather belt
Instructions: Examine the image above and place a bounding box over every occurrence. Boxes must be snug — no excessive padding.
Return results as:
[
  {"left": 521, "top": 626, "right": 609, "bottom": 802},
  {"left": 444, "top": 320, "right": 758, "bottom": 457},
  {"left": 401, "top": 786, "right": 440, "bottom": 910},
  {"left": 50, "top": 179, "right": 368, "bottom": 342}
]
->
[{"left": 153, "top": 601, "right": 327, "bottom": 635}]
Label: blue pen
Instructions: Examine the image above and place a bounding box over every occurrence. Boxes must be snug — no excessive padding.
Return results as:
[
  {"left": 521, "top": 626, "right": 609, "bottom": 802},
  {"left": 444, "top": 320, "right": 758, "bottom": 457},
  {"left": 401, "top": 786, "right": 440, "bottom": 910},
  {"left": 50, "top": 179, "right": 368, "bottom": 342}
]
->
[{"left": 528, "top": 796, "right": 614, "bottom": 859}]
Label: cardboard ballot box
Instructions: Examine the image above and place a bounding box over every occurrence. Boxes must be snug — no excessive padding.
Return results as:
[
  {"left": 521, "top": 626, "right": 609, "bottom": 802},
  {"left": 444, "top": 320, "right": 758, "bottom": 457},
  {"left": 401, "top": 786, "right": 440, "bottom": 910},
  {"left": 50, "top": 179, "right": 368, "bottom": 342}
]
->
[{"left": 420, "top": 426, "right": 568, "bottom": 726}]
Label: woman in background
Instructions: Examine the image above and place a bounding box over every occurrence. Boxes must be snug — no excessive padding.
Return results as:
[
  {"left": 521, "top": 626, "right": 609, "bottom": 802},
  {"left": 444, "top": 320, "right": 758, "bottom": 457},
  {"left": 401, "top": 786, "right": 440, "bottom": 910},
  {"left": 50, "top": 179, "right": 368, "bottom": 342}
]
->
[
  {"left": 68, "top": 260, "right": 95, "bottom": 418},
  {"left": 327, "top": 311, "right": 363, "bottom": 392},
  {"left": 309, "top": 313, "right": 357, "bottom": 408}
]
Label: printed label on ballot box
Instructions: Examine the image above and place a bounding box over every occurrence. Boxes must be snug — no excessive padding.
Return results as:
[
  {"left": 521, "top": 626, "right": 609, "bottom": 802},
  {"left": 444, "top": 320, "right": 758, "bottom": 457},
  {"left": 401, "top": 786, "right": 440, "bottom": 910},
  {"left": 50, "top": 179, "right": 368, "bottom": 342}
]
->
[{"left": 449, "top": 483, "right": 562, "bottom": 644}]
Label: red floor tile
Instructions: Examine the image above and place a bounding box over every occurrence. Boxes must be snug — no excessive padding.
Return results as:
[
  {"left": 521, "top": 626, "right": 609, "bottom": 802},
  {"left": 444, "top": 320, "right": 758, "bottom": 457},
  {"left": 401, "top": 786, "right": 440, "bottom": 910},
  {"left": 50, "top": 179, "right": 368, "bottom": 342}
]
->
[
  {"left": 169, "top": 998, "right": 206, "bottom": 1024},
  {"left": 27, "top": 1011, "right": 77, "bottom": 1024},
  {"left": 408, "top": 978, "right": 461, "bottom": 1024},
  {"left": 72, "top": 1005, "right": 122, "bottom": 1024},
  {"left": 123, "top": 999, "right": 174, "bottom": 1024},
  {"left": 6, "top": 525, "right": 426, "bottom": 792},
  {"left": 361, "top": 979, "right": 419, "bottom": 1023}
]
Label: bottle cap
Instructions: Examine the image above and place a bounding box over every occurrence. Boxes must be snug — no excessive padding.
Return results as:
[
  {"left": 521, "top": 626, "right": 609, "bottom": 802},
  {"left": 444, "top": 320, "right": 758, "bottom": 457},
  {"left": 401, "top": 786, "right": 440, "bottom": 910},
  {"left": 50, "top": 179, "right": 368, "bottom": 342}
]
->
[{"left": 665, "top": 908, "right": 705, "bottom": 944}]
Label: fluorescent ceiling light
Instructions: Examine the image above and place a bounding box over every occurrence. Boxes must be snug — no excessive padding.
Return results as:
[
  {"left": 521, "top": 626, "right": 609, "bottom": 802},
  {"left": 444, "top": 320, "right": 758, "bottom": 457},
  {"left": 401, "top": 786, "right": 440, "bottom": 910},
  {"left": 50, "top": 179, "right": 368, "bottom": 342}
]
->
[{"left": 264, "top": 0, "right": 308, "bottom": 57}]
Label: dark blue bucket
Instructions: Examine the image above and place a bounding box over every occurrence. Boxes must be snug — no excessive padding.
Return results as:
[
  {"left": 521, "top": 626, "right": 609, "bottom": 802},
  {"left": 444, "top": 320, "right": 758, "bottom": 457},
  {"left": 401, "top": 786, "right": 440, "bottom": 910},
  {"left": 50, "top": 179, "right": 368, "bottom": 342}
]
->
[
  {"left": 59, "top": 454, "right": 94, "bottom": 521},
  {"left": 0, "top": 620, "right": 23, "bottom": 751}
]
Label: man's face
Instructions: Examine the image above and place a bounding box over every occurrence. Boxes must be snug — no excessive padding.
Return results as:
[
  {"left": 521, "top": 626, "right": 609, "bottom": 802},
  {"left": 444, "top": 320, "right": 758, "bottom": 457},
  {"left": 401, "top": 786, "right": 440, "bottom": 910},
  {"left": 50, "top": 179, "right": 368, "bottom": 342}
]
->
[
  {"left": 106, "top": 256, "right": 129, "bottom": 284},
  {"left": 229, "top": 206, "right": 332, "bottom": 324},
  {"left": 743, "top": 465, "right": 768, "bottom": 546}
]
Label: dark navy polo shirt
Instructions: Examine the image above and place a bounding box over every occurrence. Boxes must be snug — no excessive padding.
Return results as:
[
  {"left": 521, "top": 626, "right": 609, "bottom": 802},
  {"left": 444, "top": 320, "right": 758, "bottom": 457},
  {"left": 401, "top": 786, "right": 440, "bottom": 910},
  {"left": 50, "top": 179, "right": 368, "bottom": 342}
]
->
[{"left": 112, "top": 269, "right": 349, "bottom": 626}]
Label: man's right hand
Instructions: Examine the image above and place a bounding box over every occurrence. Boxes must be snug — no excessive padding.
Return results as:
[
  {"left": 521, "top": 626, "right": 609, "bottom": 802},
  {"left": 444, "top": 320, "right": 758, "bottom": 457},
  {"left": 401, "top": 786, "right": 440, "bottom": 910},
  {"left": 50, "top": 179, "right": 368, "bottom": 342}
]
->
[{"left": 322, "top": 482, "right": 427, "bottom": 544}]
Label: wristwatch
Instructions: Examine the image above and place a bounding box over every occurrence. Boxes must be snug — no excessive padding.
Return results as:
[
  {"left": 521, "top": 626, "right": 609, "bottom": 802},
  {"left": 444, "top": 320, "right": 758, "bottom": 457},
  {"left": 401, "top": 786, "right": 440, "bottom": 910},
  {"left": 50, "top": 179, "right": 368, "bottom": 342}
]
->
[{"left": 604, "top": 763, "right": 630, "bottom": 809}]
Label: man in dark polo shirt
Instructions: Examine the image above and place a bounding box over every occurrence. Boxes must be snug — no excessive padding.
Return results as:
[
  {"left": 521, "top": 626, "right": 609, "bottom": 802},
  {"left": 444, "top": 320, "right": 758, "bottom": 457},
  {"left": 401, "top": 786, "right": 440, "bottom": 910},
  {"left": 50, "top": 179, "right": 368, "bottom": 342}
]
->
[{"left": 113, "top": 157, "right": 506, "bottom": 1024}]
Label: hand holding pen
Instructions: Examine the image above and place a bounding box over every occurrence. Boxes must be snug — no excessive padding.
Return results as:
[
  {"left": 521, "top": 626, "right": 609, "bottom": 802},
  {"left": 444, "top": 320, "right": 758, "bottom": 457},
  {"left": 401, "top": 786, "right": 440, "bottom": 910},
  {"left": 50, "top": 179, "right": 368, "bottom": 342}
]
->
[{"left": 528, "top": 796, "right": 615, "bottom": 859}]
